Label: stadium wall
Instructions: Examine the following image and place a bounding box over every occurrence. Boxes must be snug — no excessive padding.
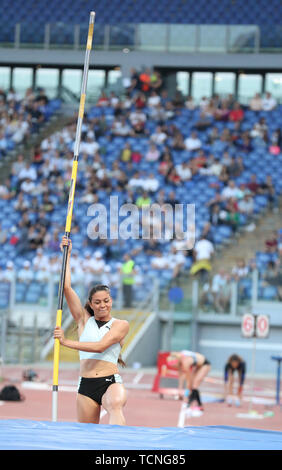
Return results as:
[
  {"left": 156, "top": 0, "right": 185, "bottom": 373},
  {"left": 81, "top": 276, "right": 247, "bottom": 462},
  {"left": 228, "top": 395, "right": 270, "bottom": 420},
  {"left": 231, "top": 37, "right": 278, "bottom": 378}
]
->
[{"left": 1, "top": 48, "right": 282, "bottom": 72}]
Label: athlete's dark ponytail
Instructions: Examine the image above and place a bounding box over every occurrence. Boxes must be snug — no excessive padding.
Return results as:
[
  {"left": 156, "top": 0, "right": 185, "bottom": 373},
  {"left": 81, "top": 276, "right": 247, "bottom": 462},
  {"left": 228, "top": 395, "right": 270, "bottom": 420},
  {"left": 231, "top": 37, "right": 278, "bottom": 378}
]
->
[{"left": 118, "top": 354, "right": 126, "bottom": 368}]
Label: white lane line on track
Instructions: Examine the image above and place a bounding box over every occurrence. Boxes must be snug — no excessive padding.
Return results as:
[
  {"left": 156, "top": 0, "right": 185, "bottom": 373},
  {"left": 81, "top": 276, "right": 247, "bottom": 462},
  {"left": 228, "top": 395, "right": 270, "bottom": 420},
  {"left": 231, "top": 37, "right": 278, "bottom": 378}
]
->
[
  {"left": 133, "top": 372, "right": 144, "bottom": 384},
  {"left": 177, "top": 402, "right": 187, "bottom": 428}
]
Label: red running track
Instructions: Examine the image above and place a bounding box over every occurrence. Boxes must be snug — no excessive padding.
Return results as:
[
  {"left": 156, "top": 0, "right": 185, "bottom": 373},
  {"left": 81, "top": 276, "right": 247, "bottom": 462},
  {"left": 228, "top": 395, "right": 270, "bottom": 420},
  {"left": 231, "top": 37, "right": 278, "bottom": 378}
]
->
[{"left": 0, "top": 365, "right": 281, "bottom": 431}]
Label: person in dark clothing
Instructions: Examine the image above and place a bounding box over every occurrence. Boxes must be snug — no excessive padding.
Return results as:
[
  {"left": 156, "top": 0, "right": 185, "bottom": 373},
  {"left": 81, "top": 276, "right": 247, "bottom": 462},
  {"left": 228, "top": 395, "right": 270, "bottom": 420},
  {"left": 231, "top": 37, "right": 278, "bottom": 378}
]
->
[{"left": 224, "top": 354, "right": 246, "bottom": 406}]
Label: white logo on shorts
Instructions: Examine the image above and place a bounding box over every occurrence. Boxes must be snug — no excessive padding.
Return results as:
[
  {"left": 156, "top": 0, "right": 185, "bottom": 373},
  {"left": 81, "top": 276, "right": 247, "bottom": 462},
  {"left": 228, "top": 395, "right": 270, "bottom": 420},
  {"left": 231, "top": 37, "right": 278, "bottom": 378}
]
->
[{"left": 105, "top": 378, "right": 113, "bottom": 382}]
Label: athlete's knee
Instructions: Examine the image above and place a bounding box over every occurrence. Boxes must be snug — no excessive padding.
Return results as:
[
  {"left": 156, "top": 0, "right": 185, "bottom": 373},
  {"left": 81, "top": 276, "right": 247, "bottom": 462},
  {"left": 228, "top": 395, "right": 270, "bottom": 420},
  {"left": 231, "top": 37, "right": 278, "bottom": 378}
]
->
[{"left": 103, "top": 392, "right": 125, "bottom": 412}]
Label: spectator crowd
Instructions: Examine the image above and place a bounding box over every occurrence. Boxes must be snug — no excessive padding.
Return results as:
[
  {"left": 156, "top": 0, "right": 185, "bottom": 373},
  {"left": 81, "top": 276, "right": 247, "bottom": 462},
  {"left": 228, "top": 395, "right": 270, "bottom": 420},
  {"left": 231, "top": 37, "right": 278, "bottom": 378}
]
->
[{"left": 0, "top": 68, "right": 281, "bottom": 308}]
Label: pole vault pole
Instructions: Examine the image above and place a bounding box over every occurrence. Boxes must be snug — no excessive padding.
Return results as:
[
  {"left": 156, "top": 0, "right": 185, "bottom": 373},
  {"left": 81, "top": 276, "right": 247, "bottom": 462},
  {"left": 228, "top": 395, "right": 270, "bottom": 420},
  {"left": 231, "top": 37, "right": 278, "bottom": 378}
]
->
[{"left": 52, "top": 11, "right": 95, "bottom": 422}]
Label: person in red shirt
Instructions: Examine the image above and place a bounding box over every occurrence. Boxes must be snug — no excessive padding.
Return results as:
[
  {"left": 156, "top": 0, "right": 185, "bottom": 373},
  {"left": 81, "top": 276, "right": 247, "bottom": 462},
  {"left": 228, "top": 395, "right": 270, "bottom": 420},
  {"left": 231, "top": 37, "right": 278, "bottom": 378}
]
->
[
  {"left": 229, "top": 102, "right": 244, "bottom": 122},
  {"left": 247, "top": 174, "right": 261, "bottom": 194}
]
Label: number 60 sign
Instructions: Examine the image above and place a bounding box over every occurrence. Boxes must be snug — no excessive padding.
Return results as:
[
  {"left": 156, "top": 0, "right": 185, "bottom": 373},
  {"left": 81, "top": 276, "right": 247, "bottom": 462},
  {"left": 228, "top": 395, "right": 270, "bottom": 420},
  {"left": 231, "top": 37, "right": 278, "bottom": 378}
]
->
[{"left": 241, "top": 313, "right": 269, "bottom": 339}]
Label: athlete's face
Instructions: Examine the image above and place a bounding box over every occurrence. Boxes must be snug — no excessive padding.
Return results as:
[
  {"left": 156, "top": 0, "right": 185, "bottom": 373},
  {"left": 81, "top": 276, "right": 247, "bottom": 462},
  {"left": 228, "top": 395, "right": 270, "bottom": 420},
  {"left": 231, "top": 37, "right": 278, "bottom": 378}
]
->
[
  {"left": 90, "top": 291, "right": 112, "bottom": 319},
  {"left": 231, "top": 360, "right": 239, "bottom": 369}
]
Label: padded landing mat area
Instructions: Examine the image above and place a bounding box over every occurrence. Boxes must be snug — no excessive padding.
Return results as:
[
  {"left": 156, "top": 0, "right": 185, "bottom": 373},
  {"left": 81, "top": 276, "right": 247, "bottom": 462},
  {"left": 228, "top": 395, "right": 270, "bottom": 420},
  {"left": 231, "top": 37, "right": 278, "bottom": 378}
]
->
[{"left": 0, "top": 420, "right": 281, "bottom": 450}]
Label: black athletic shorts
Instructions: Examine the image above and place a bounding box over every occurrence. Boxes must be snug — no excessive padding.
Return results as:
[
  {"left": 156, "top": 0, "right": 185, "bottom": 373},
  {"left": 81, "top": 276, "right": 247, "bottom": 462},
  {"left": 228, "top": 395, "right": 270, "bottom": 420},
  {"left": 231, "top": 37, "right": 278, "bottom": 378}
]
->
[{"left": 78, "top": 374, "right": 123, "bottom": 405}]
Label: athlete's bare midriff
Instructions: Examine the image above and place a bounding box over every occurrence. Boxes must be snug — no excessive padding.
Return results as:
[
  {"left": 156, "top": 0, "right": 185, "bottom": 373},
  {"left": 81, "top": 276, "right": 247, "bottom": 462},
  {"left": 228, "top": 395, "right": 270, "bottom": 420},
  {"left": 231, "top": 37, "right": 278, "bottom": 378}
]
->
[{"left": 80, "top": 358, "right": 119, "bottom": 378}]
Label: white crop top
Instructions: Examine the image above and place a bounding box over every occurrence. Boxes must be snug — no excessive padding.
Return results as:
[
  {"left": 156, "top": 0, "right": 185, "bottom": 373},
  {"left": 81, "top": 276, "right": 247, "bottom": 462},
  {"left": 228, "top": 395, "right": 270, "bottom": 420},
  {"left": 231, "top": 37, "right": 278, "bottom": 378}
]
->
[
  {"left": 79, "top": 316, "right": 121, "bottom": 364},
  {"left": 181, "top": 350, "right": 197, "bottom": 365}
]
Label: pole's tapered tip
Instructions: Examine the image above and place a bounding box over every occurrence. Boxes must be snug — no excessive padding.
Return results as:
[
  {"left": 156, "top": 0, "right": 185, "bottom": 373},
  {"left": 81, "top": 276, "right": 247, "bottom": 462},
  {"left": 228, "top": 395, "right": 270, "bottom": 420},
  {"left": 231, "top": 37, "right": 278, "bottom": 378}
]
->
[{"left": 90, "top": 11, "right": 95, "bottom": 22}]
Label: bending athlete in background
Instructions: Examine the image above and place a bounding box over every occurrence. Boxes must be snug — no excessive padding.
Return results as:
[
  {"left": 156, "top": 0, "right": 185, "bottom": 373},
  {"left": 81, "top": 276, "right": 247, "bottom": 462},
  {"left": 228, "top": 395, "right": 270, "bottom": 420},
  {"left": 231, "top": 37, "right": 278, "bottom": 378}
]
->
[
  {"left": 166, "top": 350, "right": 211, "bottom": 409},
  {"left": 54, "top": 236, "right": 129, "bottom": 425},
  {"left": 224, "top": 354, "right": 246, "bottom": 406}
]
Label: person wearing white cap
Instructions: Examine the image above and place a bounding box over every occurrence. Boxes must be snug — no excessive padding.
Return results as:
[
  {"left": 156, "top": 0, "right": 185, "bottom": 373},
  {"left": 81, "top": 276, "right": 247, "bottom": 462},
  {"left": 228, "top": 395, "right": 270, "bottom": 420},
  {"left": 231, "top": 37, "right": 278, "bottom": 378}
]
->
[
  {"left": 82, "top": 250, "right": 106, "bottom": 286},
  {"left": 17, "top": 261, "right": 34, "bottom": 283},
  {"left": 2, "top": 261, "right": 15, "bottom": 282},
  {"left": 93, "top": 251, "right": 106, "bottom": 275},
  {"left": 33, "top": 248, "right": 49, "bottom": 270},
  {"left": 34, "top": 264, "right": 51, "bottom": 283},
  {"left": 101, "top": 264, "right": 120, "bottom": 288}
]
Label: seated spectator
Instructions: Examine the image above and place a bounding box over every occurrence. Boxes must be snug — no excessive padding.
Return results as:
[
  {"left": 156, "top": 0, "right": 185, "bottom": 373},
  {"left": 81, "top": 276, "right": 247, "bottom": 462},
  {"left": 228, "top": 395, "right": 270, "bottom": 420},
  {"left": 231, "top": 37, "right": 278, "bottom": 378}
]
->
[
  {"left": 227, "top": 156, "right": 244, "bottom": 178},
  {"left": 211, "top": 269, "right": 231, "bottom": 313},
  {"left": 246, "top": 174, "right": 261, "bottom": 195},
  {"left": 166, "top": 167, "right": 181, "bottom": 186},
  {"left": 240, "top": 133, "right": 252, "bottom": 153},
  {"left": 208, "top": 156, "right": 223, "bottom": 177},
  {"left": 151, "top": 251, "right": 170, "bottom": 270},
  {"left": 209, "top": 203, "right": 226, "bottom": 227},
  {"left": 262, "top": 92, "right": 277, "bottom": 111},
  {"left": 261, "top": 260, "right": 282, "bottom": 301},
  {"left": 231, "top": 258, "right": 249, "bottom": 282},
  {"left": 142, "top": 174, "right": 160, "bottom": 193},
  {"left": 224, "top": 200, "right": 241, "bottom": 233},
  {"left": 194, "top": 111, "right": 212, "bottom": 130},
  {"left": 264, "top": 231, "right": 278, "bottom": 253},
  {"left": 165, "top": 190, "right": 180, "bottom": 206},
  {"left": 34, "top": 265, "right": 51, "bottom": 283},
  {"left": 18, "top": 162, "right": 37, "bottom": 182},
  {"left": 185, "top": 95, "right": 196, "bottom": 110},
  {"left": 190, "top": 149, "right": 207, "bottom": 172},
  {"left": 129, "top": 108, "right": 147, "bottom": 134},
  {"left": 175, "top": 161, "right": 192, "bottom": 181},
  {"left": 238, "top": 193, "right": 254, "bottom": 218},
  {"left": 150, "top": 126, "right": 167, "bottom": 145},
  {"left": 2, "top": 261, "right": 15, "bottom": 282},
  {"left": 214, "top": 101, "right": 230, "bottom": 122},
  {"left": 128, "top": 171, "right": 145, "bottom": 191},
  {"left": 167, "top": 246, "right": 187, "bottom": 279},
  {"left": 172, "top": 131, "right": 186, "bottom": 150},
  {"left": 229, "top": 102, "right": 244, "bottom": 122},
  {"left": 208, "top": 126, "right": 220, "bottom": 144},
  {"left": 17, "top": 260, "right": 34, "bottom": 283},
  {"left": 96, "top": 91, "right": 110, "bottom": 107},
  {"left": 158, "top": 152, "right": 173, "bottom": 177},
  {"left": 199, "top": 96, "right": 209, "bottom": 111},
  {"left": 147, "top": 90, "right": 161, "bottom": 108},
  {"left": 32, "top": 248, "right": 49, "bottom": 270},
  {"left": 133, "top": 91, "right": 147, "bottom": 109},
  {"left": 184, "top": 131, "right": 202, "bottom": 152},
  {"left": 221, "top": 180, "right": 242, "bottom": 200},
  {"left": 111, "top": 117, "right": 133, "bottom": 137},
  {"left": 250, "top": 117, "right": 268, "bottom": 140},
  {"left": 11, "top": 154, "right": 25, "bottom": 176},
  {"left": 172, "top": 90, "right": 184, "bottom": 108},
  {"left": 145, "top": 143, "right": 161, "bottom": 162},
  {"left": 149, "top": 103, "right": 167, "bottom": 123},
  {"left": 0, "top": 178, "right": 16, "bottom": 199},
  {"left": 260, "top": 175, "right": 277, "bottom": 210},
  {"left": 79, "top": 134, "right": 100, "bottom": 156},
  {"left": 0, "top": 222, "right": 7, "bottom": 245},
  {"left": 20, "top": 177, "right": 36, "bottom": 194},
  {"left": 109, "top": 91, "right": 120, "bottom": 109},
  {"left": 249, "top": 93, "right": 263, "bottom": 111},
  {"left": 120, "top": 143, "right": 132, "bottom": 162}
]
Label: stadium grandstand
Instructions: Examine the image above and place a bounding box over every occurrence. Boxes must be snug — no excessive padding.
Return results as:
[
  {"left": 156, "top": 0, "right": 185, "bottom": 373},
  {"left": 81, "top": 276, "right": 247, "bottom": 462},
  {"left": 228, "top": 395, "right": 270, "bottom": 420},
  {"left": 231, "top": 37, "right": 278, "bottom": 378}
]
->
[{"left": 0, "top": 0, "right": 281, "bottom": 383}]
